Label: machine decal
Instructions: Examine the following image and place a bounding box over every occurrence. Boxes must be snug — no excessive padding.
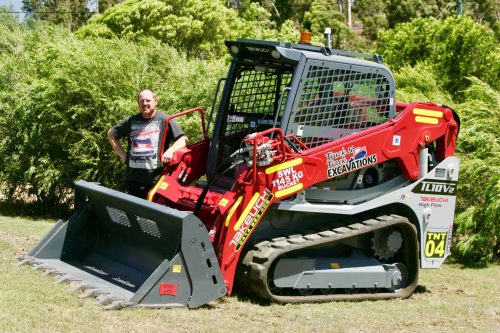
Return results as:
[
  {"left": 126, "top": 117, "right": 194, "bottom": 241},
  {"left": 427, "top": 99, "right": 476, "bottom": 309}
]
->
[
  {"left": 412, "top": 180, "right": 457, "bottom": 195},
  {"left": 392, "top": 135, "right": 401, "bottom": 146},
  {"left": 172, "top": 265, "right": 182, "bottom": 273},
  {"left": 159, "top": 282, "right": 178, "bottom": 296},
  {"left": 424, "top": 232, "right": 448, "bottom": 258},
  {"left": 297, "top": 124, "right": 304, "bottom": 136},
  {"left": 326, "top": 146, "right": 377, "bottom": 178},
  {"left": 268, "top": 159, "right": 304, "bottom": 193},
  {"left": 246, "top": 46, "right": 271, "bottom": 53},
  {"left": 219, "top": 198, "right": 229, "bottom": 207},
  {"left": 419, "top": 196, "right": 448, "bottom": 208},
  {"left": 275, "top": 183, "right": 303, "bottom": 198},
  {"left": 227, "top": 115, "right": 245, "bottom": 123},
  {"left": 230, "top": 189, "right": 273, "bottom": 251},
  {"left": 413, "top": 108, "right": 443, "bottom": 125}
]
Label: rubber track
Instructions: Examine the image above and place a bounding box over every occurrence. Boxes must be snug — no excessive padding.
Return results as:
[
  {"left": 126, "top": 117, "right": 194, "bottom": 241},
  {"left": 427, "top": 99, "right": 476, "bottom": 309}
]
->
[{"left": 240, "top": 214, "right": 419, "bottom": 303}]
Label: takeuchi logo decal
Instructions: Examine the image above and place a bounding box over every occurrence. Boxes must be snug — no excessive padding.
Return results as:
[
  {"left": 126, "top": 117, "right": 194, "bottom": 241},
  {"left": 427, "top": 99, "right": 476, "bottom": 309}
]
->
[
  {"left": 326, "top": 146, "right": 377, "bottom": 178},
  {"left": 230, "top": 189, "right": 273, "bottom": 251}
]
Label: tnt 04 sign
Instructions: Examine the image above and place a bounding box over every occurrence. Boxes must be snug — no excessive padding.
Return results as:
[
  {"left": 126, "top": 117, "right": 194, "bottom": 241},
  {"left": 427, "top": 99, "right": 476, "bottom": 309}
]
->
[{"left": 424, "top": 231, "right": 448, "bottom": 258}]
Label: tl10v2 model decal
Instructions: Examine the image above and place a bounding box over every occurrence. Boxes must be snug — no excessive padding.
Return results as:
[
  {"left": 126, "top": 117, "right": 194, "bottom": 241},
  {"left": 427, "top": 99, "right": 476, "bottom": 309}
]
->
[{"left": 412, "top": 180, "right": 457, "bottom": 195}]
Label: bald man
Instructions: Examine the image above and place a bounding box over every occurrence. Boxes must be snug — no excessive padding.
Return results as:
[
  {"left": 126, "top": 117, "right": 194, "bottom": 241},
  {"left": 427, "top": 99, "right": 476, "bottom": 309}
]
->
[{"left": 107, "top": 89, "right": 188, "bottom": 199}]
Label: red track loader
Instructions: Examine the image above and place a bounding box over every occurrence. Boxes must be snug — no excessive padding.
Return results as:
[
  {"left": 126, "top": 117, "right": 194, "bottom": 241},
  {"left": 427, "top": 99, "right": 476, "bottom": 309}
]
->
[{"left": 20, "top": 37, "right": 460, "bottom": 309}]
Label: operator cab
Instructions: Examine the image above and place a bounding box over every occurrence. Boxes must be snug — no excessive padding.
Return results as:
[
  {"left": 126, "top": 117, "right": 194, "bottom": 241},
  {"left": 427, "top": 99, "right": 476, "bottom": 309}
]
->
[{"left": 207, "top": 38, "right": 396, "bottom": 181}]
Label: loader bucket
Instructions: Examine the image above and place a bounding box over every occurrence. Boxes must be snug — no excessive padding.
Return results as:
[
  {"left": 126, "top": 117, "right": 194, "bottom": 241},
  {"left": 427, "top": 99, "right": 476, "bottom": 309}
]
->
[{"left": 19, "top": 180, "right": 226, "bottom": 309}]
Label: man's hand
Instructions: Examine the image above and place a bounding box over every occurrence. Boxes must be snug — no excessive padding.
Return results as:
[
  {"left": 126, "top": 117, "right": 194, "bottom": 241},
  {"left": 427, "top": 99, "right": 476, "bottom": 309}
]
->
[
  {"left": 161, "top": 148, "right": 174, "bottom": 164},
  {"left": 161, "top": 135, "right": 188, "bottom": 165}
]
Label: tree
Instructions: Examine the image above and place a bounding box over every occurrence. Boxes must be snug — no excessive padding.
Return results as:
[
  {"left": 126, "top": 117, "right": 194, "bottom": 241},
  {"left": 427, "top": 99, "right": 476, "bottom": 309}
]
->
[
  {"left": 352, "top": 0, "right": 499, "bottom": 42},
  {"left": 453, "top": 78, "right": 500, "bottom": 264},
  {"left": 98, "top": 0, "right": 123, "bottom": 13},
  {"left": 78, "top": 0, "right": 299, "bottom": 58},
  {"left": 352, "top": 0, "right": 388, "bottom": 40},
  {"left": 78, "top": 0, "right": 240, "bottom": 58},
  {"left": 302, "top": 0, "right": 356, "bottom": 48},
  {"left": 248, "top": 0, "right": 313, "bottom": 25},
  {"left": 22, "top": 0, "right": 91, "bottom": 31},
  {"left": 463, "top": 0, "right": 500, "bottom": 40},
  {"left": 385, "top": 0, "right": 449, "bottom": 28},
  {"left": 376, "top": 16, "right": 500, "bottom": 99}
]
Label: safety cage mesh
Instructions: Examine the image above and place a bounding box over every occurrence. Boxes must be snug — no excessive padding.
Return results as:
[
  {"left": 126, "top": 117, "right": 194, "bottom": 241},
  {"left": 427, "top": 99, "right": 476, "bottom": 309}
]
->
[
  {"left": 291, "top": 60, "right": 395, "bottom": 148},
  {"left": 225, "top": 65, "right": 293, "bottom": 137}
]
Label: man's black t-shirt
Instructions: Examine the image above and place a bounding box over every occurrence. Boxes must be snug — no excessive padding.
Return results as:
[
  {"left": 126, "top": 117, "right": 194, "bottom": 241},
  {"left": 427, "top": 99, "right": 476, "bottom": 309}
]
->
[{"left": 111, "top": 111, "right": 185, "bottom": 184}]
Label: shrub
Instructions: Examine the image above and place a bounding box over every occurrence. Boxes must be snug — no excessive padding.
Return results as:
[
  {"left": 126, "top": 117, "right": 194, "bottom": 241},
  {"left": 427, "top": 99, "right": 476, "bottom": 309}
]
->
[
  {"left": 452, "top": 78, "right": 499, "bottom": 264},
  {"left": 77, "top": 0, "right": 300, "bottom": 58},
  {"left": 376, "top": 17, "right": 500, "bottom": 100}
]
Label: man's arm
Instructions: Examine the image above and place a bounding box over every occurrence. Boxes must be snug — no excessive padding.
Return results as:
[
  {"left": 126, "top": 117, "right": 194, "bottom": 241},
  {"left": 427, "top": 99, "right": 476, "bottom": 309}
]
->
[
  {"left": 161, "top": 135, "right": 188, "bottom": 164},
  {"left": 107, "top": 128, "right": 126, "bottom": 163}
]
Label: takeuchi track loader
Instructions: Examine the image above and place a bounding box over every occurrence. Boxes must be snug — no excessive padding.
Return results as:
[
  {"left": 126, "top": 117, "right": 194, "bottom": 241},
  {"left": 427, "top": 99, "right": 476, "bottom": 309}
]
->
[{"left": 19, "top": 37, "right": 460, "bottom": 309}]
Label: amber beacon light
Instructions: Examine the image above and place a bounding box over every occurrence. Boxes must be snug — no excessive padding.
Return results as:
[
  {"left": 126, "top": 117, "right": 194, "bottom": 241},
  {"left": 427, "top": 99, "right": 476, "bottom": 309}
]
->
[{"left": 299, "top": 31, "right": 312, "bottom": 44}]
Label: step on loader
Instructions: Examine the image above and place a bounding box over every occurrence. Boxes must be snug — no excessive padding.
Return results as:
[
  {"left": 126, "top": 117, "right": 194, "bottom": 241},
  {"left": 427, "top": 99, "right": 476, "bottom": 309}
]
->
[{"left": 19, "top": 35, "right": 460, "bottom": 308}]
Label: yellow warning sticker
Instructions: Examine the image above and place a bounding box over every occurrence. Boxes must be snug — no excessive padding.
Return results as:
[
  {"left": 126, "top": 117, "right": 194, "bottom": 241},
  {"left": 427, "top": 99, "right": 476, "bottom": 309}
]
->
[
  {"left": 412, "top": 108, "right": 443, "bottom": 118},
  {"left": 415, "top": 116, "right": 439, "bottom": 125},
  {"left": 413, "top": 108, "right": 442, "bottom": 125},
  {"left": 159, "top": 182, "right": 169, "bottom": 190},
  {"left": 172, "top": 264, "right": 182, "bottom": 273},
  {"left": 225, "top": 196, "right": 242, "bottom": 227},
  {"left": 219, "top": 198, "right": 229, "bottom": 207},
  {"left": 330, "top": 262, "right": 341, "bottom": 269},
  {"left": 265, "top": 158, "right": 303, "bottom": 175},
  {"left": 275, "top": 183, "right": 304, "bottom": 198}
]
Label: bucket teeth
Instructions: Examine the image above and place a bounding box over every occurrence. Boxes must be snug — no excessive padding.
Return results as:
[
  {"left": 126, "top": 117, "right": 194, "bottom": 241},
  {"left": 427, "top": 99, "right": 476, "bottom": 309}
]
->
[
  {"left": 15, "top": 255, "right": 28, "bottom": 262},
  {"left": 76, "top": 289, "right": 129, "bottom": 310},
  {"left": 70, "top": 283, "right": 92, "bottom": 293},
  {"left": 33, "top": 264, "right": 52, "bottom": 271},
  {"left": 17, "top": 257, "right": 36, "bottom": 267},
  {"left": 103, "top": 300, "right": 130, "bottom": 310},
  {"left": 96, "top": 294, "right": 119, "bottom": 305},
  {"left": 55, "top": 275, "right": 79, "bottom": 284},
  {"left": 79, "top": 289, "right": 100, "bottom": 299},
  {"left": 43, "top": 269, "right": 59, "bottom": 276}
]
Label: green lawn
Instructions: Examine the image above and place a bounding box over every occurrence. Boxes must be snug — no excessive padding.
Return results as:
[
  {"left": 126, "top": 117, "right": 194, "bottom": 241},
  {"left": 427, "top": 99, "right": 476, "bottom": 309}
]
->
[{"left": 0, "top": 216, "right": 498, "bottom": 333}]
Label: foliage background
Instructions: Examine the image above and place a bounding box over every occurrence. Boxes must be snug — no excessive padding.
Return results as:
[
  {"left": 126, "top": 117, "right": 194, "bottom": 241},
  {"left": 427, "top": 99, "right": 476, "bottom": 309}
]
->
[
  {"left": 0, "top": 14, "right": 227, "bottom": 215},
  {"left": 0, "top": 0, "right": 498, "bottom": 264}
]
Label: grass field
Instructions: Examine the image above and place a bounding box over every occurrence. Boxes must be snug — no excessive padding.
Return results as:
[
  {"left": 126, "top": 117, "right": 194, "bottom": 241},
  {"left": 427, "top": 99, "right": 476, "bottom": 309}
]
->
[{"left": 0, "top": 216, "right": 498, "bottom": 333}]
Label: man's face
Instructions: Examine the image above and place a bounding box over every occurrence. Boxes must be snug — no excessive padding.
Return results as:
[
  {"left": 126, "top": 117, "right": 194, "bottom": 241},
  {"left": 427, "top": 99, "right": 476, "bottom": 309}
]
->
[{"left": 137, "top": 90, "right": 158, "bottom": 119}]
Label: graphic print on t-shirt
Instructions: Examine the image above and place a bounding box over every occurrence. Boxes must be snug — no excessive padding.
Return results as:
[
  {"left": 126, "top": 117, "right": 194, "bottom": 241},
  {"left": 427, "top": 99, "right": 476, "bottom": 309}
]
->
[{"left": 129, "top": 120, "right": 161, "bottom": 169}]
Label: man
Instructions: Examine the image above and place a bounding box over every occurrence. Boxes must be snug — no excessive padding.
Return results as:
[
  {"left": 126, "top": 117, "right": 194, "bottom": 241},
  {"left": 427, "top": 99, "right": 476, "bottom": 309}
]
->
[{"left": 107, "top": 89, "right": 188, "bottom": 199}]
